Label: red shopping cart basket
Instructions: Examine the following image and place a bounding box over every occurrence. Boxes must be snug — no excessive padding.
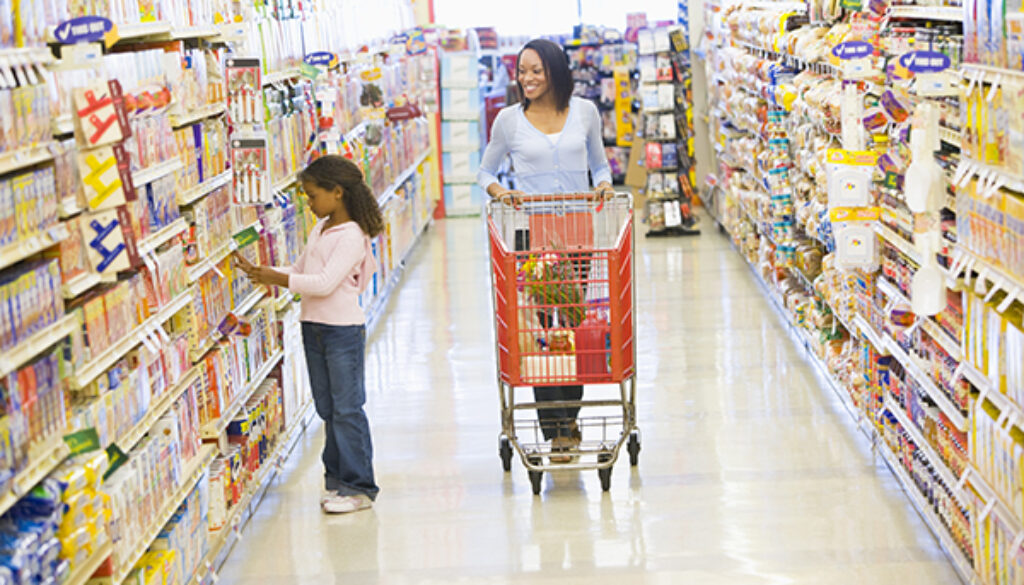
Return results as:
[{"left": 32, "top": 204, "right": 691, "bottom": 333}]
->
[{"left": 487, "top": 193, "right": 638, "bottom": 494}]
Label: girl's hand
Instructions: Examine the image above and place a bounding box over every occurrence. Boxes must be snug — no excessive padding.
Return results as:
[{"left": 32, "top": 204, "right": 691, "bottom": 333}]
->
[
  {"left": 233, "top": 252, "right": 255, "bottom": 274},
  {"left": 248, "top": 266, "right": 283, "bottom": 287}
]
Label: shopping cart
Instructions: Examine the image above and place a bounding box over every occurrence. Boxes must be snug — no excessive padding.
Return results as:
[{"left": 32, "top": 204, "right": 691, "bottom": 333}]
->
[{"left": 487, "top": 192, "right": 638, "bottom": 494}]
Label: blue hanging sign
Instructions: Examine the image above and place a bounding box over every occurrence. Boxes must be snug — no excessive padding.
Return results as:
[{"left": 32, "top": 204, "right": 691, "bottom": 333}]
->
[
  {"left": 898, "top": 50, "right": 951, "bottom": 74},
  {"left": 53, "top": 16, "right": 113, "bottom": 44},
  {"left": 303, "top": 51, "right": 338, "bottom": 68},
  {"left": 831, "top": 41, "right": 874, "bottom": 60}
]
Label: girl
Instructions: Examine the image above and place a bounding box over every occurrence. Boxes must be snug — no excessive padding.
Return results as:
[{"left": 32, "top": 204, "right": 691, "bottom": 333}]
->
[
  {"left": 478, "top": 38, "right": 614, "bottom": 463},
  {"left": 235, "top": 155, "right": 383, "bottom": 514}
]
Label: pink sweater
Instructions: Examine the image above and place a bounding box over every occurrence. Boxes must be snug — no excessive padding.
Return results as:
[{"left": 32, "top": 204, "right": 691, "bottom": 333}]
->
[{"left": 281, "top": 219, "right": 375, "bottom": 326}]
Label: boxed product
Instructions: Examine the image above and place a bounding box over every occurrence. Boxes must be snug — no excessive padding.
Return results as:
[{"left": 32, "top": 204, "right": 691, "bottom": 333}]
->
[
  {"left": 441, "top": 88, "right": 481, "bottom": 120},
  {"left": 441, "top": 121, "right": 481, "bottom": 151},
  {"left": 442, "top": 151, "right": 482, "bottom": 183},
  {"left": 443, "top": 184, "right": 485, "bottom": 216},
  {"left": 440, "top": 53, "right": 479, "bottom": 87}
]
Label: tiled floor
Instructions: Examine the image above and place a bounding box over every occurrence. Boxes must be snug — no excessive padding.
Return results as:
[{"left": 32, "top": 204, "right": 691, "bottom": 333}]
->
[{"left": 216, "top": 216, "right": 962, "bottom": 584}]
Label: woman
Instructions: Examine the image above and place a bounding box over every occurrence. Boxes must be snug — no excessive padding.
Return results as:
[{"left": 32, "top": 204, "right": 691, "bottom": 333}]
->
[{"left": 478, "top": 38, "right": 614, "bottom": 462}]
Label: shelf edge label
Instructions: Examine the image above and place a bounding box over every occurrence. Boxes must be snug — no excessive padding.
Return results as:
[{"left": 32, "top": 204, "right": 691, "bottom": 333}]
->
[
  {"left": 53, "top": 16, "right": 114, "bottom": 45},
  {"left": 303, "top": 51, "right": 338, "bottom": 69},
  {"left": 832, "top": 41, "right": 874, "bottom": 61},
  {"left": 899, "top": 50, "right": 951, "bottom": 74}
]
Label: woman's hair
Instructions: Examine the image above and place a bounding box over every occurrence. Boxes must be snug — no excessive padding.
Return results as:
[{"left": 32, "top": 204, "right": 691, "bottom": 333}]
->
[
  {"left": 299, "top": 155, "right": 385, "bottom": 237},
  {"left": 517, "top": 39, "right": 573, "bottom": 112}
]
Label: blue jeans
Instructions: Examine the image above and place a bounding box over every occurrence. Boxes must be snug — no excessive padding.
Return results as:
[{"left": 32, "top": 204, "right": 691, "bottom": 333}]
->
[{"left": 302, "top": 322, "right": 379, "bottom": 501}]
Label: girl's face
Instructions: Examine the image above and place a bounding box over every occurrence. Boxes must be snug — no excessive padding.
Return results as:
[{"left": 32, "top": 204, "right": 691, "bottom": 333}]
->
[
  {"left": 301, "top": 180, "right": 344, "bottom": 219},
  {"left": 518, "top": 49, "right": 548, "bottom": 102}
]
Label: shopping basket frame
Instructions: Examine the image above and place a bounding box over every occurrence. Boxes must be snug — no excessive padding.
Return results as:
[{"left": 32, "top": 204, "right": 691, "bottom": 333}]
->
[{"left": 486, "top": 192, "right": 639, "bottom": 494}]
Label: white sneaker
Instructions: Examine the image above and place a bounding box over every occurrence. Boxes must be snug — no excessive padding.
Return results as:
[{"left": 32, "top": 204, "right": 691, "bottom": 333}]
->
[
  {"left": 322, "top": 493, "right": 373, "bottom": 514},
  {"left": 321, "top": 490, "right": 334, "bottom": 507}
]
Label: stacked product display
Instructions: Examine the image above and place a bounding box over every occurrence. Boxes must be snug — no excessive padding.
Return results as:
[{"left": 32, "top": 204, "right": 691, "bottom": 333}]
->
[
  {"left": 440, "top": 50, "right": 486, "bottom": 216},
  {"left": 702, "top": 0, "right": 1024, "bottom": 582},
  {"left": 0, "top": 0, "right": 435, "bottom": 582},
  {"left": 638, "top": 24, "right": 699, "bottom": 236},
  {"left": 563, "top": 31, "right": 638, "bottom": 184}
]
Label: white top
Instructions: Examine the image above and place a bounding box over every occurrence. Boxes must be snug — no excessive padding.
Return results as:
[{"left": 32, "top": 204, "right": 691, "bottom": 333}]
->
[
  {"left": 546, "top": 131, "right": 562, "bottom": 143},
  {"left": 478, "top": 96, "right": 612, "bottom": 194}
]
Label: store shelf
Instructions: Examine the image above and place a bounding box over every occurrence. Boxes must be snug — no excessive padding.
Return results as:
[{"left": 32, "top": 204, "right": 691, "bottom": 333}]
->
[
  {"left": 0, "top": 437, "right": 70, "bottom": 518},
  {"left": 169, "top": 25, "right": 219, "bottom": 40},
  {"left": 876, "top": 439, "right": 980, "bottom": 585},
  {"left": 189, "top": 400, "right": 314, "bottom": 585},
  {"left": 62, "top": 271, "right": 103, "bottom": 299},
  {"left": 115, "top": 20, "right": 174, "bottom": 41},
  {"left": 965, "top": 362, "right": 1024, "bottom": 434},
  {"left": 189, "top": 288, "right": 267, "bottom": 363},
  {"left": 889, "top": 5, "right": 963, "bottom": 21},
  {"left": 883, "top": 394, "right": 967, "bottom": 503},
  {"left": 939, "top": 126, "right": 961, "bottom": 149},
  {"left": 136, "top": 218, "right": 188, "bottom": 257},
  {"left": 116, "top": 367, "right": 202, "bottom": 453},
  {"left": 885, "top": 335, "right": 968, "bottom": 431},
  {"left": 262, "top": 69, "right": 300, "bottom": 86},
  {"left": 188, "top": 221, "right": 261, "bottom": 283},
  {"left": 0, "top": 314, "right": 79, "bottom": 377},
  {"left": 377, "top": 151, "right": 429, "bottom": 206},
  {"left": 133, "top": 158, "right": 184, "bottom": 186},
  {"left": 52, "top": 116, "right": 73, "bottom": 137},
  {"left": 876, "top": 223, "right": 921, "bottom": 264},
  {"left": 0, "top": 224, "right": 69, "bottom": 271},
  {"left": 920, "top": 318, "right": 962, "bottom": 362},
  {"left": 954, "top": 247, "right": 1024, "bottom": 305},
  {"left": 65, "top": 541, "right": 112, "bottom": 585},
  {"left": 961, "top": 63, "right": 1024, "bottom": 82},
  {"left": 170, "top": 103, "right": 227, "bottom": 128},
  {"left": 274, "top": 292, "right": 295, "bottom": 313},
  {"left": 272, "top": 172, "right": 298, "bottom": 193},
  {"left": 0, "top": 143, "right": 55, "bottom": 176},
  {"left": 70, "top": 287, "right": 195, "bottom": 390},
  {"left": 853, "top": 315, "right": 889, "bottom": 353},
  {"left": 60, "top": 197, "right": 83, "bottom": 218},
  {"left": 962, "top": 463, "right": 1024, "bottom": 544},
  {"left": 178, "top": 170, "right": 232, "bottom": 206},
  {"left": 201, "top": 349, "right": 283, "bottom": 439},
  {"left": 958, "top": 157, "right": 1024, "bottom": 194},
  {"left": 112, "top": 445, "right": 217, "bottom": 584}
]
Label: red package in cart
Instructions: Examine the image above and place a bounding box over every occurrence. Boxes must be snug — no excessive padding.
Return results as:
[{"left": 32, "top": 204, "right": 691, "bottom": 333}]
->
[
  {"left": 231, "top": 137, "right": 268, "bottom": 204},
  {"left": 225, "top": 57, "right": 262, "bottom": 125}
]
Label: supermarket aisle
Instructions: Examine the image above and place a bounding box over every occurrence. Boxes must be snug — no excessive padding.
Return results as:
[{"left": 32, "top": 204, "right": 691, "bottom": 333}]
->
[{"left": 217, "top": 215, "right": 962, "bottom": 584}]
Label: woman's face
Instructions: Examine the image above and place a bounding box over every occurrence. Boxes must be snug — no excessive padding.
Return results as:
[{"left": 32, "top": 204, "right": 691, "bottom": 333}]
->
[{"left": 518, "top": 49, "right": 548, "bottom": 102}]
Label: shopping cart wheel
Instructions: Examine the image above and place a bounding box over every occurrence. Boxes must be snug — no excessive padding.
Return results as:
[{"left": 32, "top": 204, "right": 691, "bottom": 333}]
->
[
  {"left": 598, "top": 452, "right": 613, "bottom": 491},
  {"left": 628, "top": 431, "right": 641, "bottom": 466},
  {"left": 528, "top": 470, "right": 543, "bottom": 495},
  {"left": 499, "top": 437, "right": 513, "bottom": 472}
]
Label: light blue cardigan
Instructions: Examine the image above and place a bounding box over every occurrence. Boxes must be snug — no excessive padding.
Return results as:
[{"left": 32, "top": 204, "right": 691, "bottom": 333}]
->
[{"left": 477, "top": 97, "right": 613, "bottom": 195}]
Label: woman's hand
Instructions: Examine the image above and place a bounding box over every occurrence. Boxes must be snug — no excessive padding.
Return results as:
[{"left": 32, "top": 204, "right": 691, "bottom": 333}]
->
[
  {"left": 594, "top": 183, "right": 614, "bottom": 202},
  {"left": 494, "top": 189, "right": 525, "bottom": 207}
]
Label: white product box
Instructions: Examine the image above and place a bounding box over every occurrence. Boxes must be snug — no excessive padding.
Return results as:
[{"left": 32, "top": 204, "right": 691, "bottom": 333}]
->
[
  {"left": 442, "top": 121, "right": 481, "bottom": 151},
  {"left": 442, "top": 88, "right": 481, "bottom": 120},
  {"left": 442, "top": 151, "right": 481, "bottom": 183},
  {"left": 441, "top": 53, "right": 479, "bottom": 88},
  {"left": 444, "top": 183, "right": 484, "bottom": 216},
  {"left": 521, "top": 355, "right": 577, "bottom": 382}
]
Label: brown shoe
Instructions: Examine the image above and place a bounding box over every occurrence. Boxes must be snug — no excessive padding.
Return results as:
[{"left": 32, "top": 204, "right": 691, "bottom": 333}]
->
[{"left": 550, "top": 436, "right": 574, "bottom": 464}]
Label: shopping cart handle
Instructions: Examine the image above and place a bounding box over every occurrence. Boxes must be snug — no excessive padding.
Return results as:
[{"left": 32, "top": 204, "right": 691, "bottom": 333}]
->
[{"left": 512, "top": 192, "right": 625, "bottom": 204}]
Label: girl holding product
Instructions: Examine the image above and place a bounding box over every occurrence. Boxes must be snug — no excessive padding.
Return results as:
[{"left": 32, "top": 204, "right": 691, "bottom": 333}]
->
[
  {"left": 235, "top": 155, "right": 383, "bottom": 514},
  {"left": 478, "top": 38, "right": 614, "bottom": 463}
]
